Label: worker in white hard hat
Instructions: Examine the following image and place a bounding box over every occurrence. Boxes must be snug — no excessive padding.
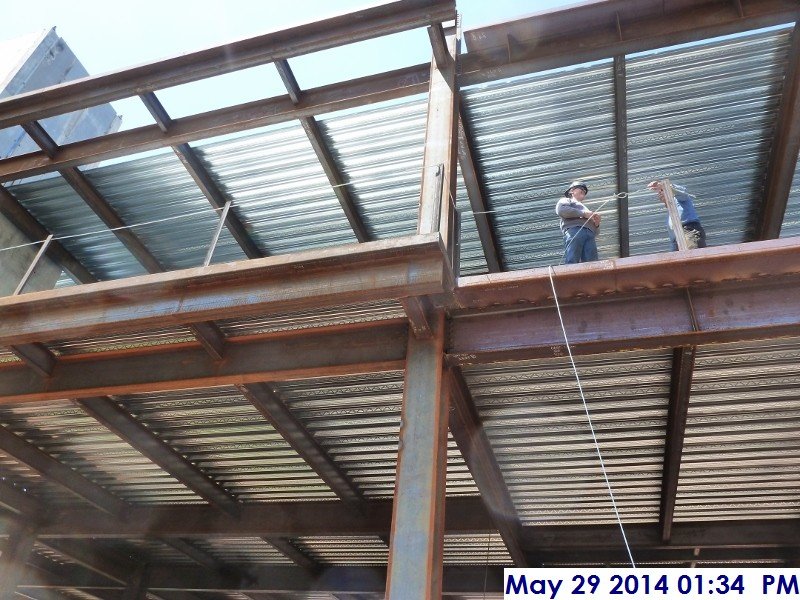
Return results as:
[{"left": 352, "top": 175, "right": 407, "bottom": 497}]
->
[{"left": 555, "top": 180, "right": 601, "bottom": 264}]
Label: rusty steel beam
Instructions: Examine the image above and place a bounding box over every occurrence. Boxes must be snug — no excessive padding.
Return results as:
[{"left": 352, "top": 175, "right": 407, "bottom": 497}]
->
[
  {"left": 76, "top": 396, "right": 239, "bottom": 514},
  {"left": 262, "top": 536, "right": 320, "bottom": 572},
  {"left": 0, "top": 0, "right": 454, "bottom": 130},
  {"left": 0, "top": 322, "right": 408, "bottom": 404},
  {"left": 417, "top": 28, "right": 459, "bottom": 247},
  {"left": 0, "top": 186, "right": 97, "bottom": 284},
  {"left": 386, "top": 313, "right": 448, "bottom": 599},
  {"left": 457, "top": 106, "right": 502, "bottom": 272},
  {"left": 238, "top": 383, "right": 363, "bottom": 505},
  {"left": 450, "top": 275, "right": 800, "bottom": 365},
  {"left": 0, "top": 65, "right": 432, "bottom": 184},
  {"left": 659, "top": 346, "right": 696, "bottom": 543},
  {"left": 447, "top": 368, "right": 527, "bottom": 567},
  {"left": 15, "top": 565, "right": 504, "bottom": 595},
  {"left": 139, "top": 92, "right": 264, "bottom": 260},
  {"left": 35, "top": 496, "right": 492, "bottom": 539},
  {"left": 400, "top": 296, "right": 436, "bottom": 339},
  {"left": 8, "top": 343, "right": 56, "bottom": 377},
  {"left": 460, "top": 0, "right": 800, "bottom": 86},
  {"left": 453, "top": 237, "right": 800, "bottom": 310},
  {"left": 755, "top": 22, "right": 800, "bottom": 239},
  {"left": 523, "top": 517, "right": 800, "bottom": 550},
  {"left": 273, "top": 59, "right": 371, "bottom": 243},
  {"left": 0, "top": 234, "right": 445, "bottom": 347},
  {"left": 0, "top": 478, "right": 48, "bottom": 520}
]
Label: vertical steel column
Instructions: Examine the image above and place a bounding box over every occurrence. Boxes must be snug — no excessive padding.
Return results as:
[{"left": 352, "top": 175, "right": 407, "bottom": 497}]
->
[
  {"left": 122, "top": 563, "right": 149, "bottom": 600},
  {"left": 418, "top": 25, "right": 460, "bottom": 255},
  {"left": 0, "top": 522, "right": 36, "bottom": 600},
  {"left": 386, "top": 312, "right": 448, "bottom": 599}
]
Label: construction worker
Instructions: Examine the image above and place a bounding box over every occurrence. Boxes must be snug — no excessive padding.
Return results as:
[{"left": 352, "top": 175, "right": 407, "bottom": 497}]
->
[
  {"left": 647, "top": 180, "right": 707, "bottom": 250},
  {"left": 556, "top": 180, "right": 601, "bottom": 264}
]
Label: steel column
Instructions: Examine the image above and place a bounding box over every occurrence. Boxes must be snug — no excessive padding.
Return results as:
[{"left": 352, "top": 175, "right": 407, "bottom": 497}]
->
[
  {"left": 386, "top": 313, "right": 448, "bottom": 599},
  {"left": 0, "top": 522, "right": 36, "bottom": 600}
]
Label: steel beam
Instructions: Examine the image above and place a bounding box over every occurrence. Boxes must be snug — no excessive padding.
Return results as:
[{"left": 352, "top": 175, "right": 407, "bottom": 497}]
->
[
  {"left": 273, "top": 59, "right": 371, "bottom": 243},
  {"left": 8, "top": 343, "right": 56, "bottom": 377},
  {"left": 238, "top": 382, "right": 363, "bottom": 504},
  {"left": 460, "top": 0, "right": 800, "bottom": 86},
  {"left": 386, "top": 313, "right": 448, "bottom": 599},
  {"left": 35, "top": 496, "right": 492, "bottom": 539},
  {"left": 76, "top": 396, "right": 239, "bottom": 514},
  {"left": 659, "top": 346, "right": 696, "bottom": 543},
  {"left": 0, "top": 0, "right": 455, "bottom": 130},
  {"left": 446, "top": 367, "right": 527, "bottom": 566},
  {"left": 450, "top": 276, "right": 800, "bottom": 364},
  {"left": 453, "top": 236, "right": 800, "bottom": 309},
  {"left": 755, "top": 22, "right": 800, "bottom": 240},
  {"left": 0, "top": 66, "right": 432, "bottom": 183},
  {"left": 138, "top": 92, "right": 264, "bottom": 260},
  {"left": 457, "top": 106, "right": 502, "bottom": 272},
  {"left": 417, "top": 27, "right": 459, "bottom": 248},
  {"left": 0, "top": 322, "right": 408, "bottom": 404},
  {"left": 0, "top": 234, "right": 446, "bottom": 346}
]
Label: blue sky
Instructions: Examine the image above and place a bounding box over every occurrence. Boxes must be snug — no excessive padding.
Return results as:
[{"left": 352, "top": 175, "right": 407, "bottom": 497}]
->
[{"left": 3, "top": 0, "right": 577, "bottom": 129}]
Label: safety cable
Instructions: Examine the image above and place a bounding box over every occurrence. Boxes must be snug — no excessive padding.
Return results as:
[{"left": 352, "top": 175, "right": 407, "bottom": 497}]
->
[{"left": 546, "top": 265, "right": 637, "bottom": 568}]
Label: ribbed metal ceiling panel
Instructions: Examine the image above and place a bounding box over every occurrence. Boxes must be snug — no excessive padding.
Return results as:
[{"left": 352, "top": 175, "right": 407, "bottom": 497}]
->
[
  {"left": 215, "top": 300, "right": 406, "bottom": 337},
  {"left": 780, "top": 148, "right": 800, "bottom": 238},
  {"left": 272, "top": 371, "right": 478, "bottom": 498},
  {"left": 117, "top": 388, "right": 337, "bottom": 502},
  {"left": 198, "top": 123, "right": 358, "bottom": 254},
  {"left": 8, "top": 174, "right": 146, "bottom": 280},
  {"left": 46, "top": 326, "right": 195, "bottom": 355},
  {"left": 0, "top": 400, "right": 201, "bottom": 505},
  {"left": 294, "top": 535, "right": 388, "bottom": 565},
  {"left": 85, "top": 151, "right": 247, "bottom": 269},
  {"left": 675, "top": 337, "right": 800, "bottom": 522},
  {"left": 443, "top": 534, "right": 511, "bottom": 565},
  {"left": 461, "top": 349, "right": 671, "bottom": 525},
  {"left": 194, "top": 537, "right": 295, "bottom": 565},
  {"left": 627, "top": 28, "right": 791, "bottom": 254},
  {"left": 461, "top": 61, "right": 619, "bottom": 270}
]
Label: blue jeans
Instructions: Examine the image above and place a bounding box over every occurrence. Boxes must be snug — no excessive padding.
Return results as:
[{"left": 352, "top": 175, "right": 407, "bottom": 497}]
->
[{"left": 563, "top": 226, "right": 598, "bottom": 264}]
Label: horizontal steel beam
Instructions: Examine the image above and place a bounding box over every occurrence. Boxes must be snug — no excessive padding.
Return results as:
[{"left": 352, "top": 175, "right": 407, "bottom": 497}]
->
[
  {"left": 450, "top": 276, "right": 800, "bottom": 364},
  {"left": 0, "top": 65, "right": 431, "bottom": 183},
  {"left": 19, "top": 565, "right": 503, "bottom": 594},
  {"left": 453, "top": 237, "right": 800, "bottom": 310},
  {"left": 0, "top": 0, "right": 453, "bottom": 130},
  {"left": 461, "top": 0, "right": 800, "bottom": 85},
  {"left": 0, "top": 322, "right": 408, "bottom": 403},
  {"left": 36, "top": 496, "right": 492, "bottom": 538},
  {"left": 0, "top": 234, "right": 447, "bottom": 347},
  {"left": 524, "top": 518, "right": 800, "bottom": 550}
]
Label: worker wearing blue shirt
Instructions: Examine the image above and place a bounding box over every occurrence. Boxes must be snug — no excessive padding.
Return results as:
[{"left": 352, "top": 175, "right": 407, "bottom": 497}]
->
[{"left": 647, "top": 180, "right": 707, "bottom": 250}]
